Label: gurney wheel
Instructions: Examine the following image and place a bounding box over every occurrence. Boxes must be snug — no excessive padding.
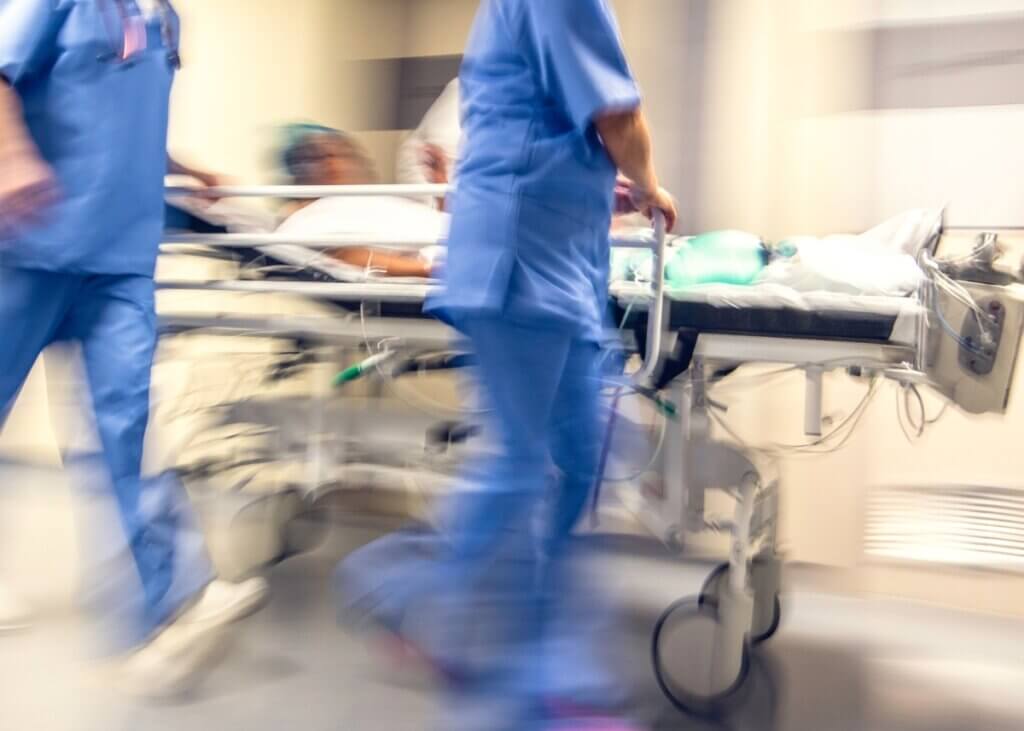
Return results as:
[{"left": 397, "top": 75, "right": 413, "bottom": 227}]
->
[
  {"left": 753, "top": 595, "right": 782, "bottom": 644},
  {"left": 698, "top": 563, "right": 730, "bottom": 607},
  {"left": 651, "top": 596, "right": 751, "bottom": 718},
  {"left": 700, "top": 562, "right": 782, "bottom": 645}
]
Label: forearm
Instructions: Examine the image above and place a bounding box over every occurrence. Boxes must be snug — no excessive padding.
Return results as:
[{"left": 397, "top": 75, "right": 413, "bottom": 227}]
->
[
  {"left": 0, "top": 79, "right": 39, "bottom": 162},
  {"left": 330, "top": 247, "right": 431, "bottom": 278},
  {"left": 595, "top": 107, "right": 659, "bottom": 193}
]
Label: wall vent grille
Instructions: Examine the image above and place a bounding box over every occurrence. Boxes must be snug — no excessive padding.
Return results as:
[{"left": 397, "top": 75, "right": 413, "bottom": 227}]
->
[{"left": 865, "top": 485, "right": 1024, "bottom": 572}]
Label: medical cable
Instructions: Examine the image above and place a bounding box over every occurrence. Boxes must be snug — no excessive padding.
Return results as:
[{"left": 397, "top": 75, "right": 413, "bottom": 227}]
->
[
  {"left": 597, "top": 301, "right": 636, "bottom": 374},
  {"left": 600, "top": 402, "right": 670, "bottom": 483},
  {"left": 358, "top": 303, "right": 488, "bottom": 418},
  {"left": 708, "top": 388, "right": 870, "bottom": 456},
  {"left": 700, "top": 358, "right": 908, "bottom": 396},
  {"left": 931, "top": 297, "right": 989, "bottom": 355},
  {"left": 597, "top": 359, "right": 895, "bottom": 483},
  {"left": 589, "top": 386, "right": 625, "bottom": 526},
  {"left": 778, "top": 380, "right": 880, "bottom": 454},
  {"left": 905, "top": 384, "right": 926, "bottom": 435},
  {"left": 896, "top": 385, "right": 924, "bottom": 442},
  {"left": 708, "top": 379, "right": 880, "bottom": 456},
  {"left": 602, "top": 376, "right": 679, "bottom": 419},
  {"left": 938, "top": 235, "right": 1001, "bottom": 265},
  {"left": 589, "top": 385, "right": 671, "bottom": 525},
  {"left": 896, "top": 382, "right": 949, "bottom": 443},
  {"left": 926, "top": 400, "right": 950, "bottom": 425},
  {"left": 925, "top": 257, "right": 990, "bottom": 327},
  {"left": 895, "top": 391, "right": 915, "bottom": 443},
  {"left": 595, "top": 380, "right": 672, "bottom": 461}
]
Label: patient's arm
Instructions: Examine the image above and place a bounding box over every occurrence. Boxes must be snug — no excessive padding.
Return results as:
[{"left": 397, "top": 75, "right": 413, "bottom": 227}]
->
[{"left": 330, "top": 247, "right": 432, "bottom": 278}]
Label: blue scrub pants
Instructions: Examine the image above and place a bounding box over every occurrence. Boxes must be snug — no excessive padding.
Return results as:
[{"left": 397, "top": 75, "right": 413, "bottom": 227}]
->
[
  {"left": 0, "top": 266, "right": 211, "bottom": 646},
  {"left": 338, "top": 316, "right": 622, "bottom": 730}
]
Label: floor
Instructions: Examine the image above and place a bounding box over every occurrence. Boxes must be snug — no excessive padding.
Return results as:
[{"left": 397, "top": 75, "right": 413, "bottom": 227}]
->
[{"left": 3, "top": 469, "right": 1024, "bottom": 731}]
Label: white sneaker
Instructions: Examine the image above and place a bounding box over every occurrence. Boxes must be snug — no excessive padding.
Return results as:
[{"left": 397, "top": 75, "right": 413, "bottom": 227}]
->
[
  {"left": 117, "top": 577, "right": 269, "bottom": 698},
  {"left": 0, "top": 583, "right": 32, "bottom": 633}
]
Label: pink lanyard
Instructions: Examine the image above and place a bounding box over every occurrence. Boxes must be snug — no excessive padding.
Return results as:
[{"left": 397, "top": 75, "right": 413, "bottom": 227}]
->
[
  {"left": 101, "top": 0, "right": 179, "bottom": 69},
  {"left": 115, "top": 1, "right": 148, "bottom": 62}
]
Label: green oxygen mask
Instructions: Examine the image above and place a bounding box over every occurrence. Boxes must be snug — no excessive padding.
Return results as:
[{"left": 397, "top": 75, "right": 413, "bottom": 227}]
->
[
  {"left": 664, "top": 230, "right": 769, "bottom": 288},
  {"left": 611, "top": 230, "right": 769, "bottom": 287}
]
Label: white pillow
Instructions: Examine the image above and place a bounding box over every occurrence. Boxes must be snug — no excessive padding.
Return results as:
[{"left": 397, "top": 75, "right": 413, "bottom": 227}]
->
[{"left": 857, "top": 209, "right": 943, "bottom": 257}]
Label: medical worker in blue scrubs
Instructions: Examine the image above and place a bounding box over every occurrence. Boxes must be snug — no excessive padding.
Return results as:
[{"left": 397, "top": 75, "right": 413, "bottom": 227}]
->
[
  {"left": 0, "top": 0, "right": 267, "bottom": 693},
  {"left": 339, "top": 1, "right": 677, "bottom": 729}
]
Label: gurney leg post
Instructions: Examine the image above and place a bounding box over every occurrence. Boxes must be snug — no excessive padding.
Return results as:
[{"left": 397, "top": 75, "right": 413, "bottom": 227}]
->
[
  {"left": 751, "top": 480, "right": 782, "bottom": 643},
  {"left": 685, "top": 364, "right": 709, "bottom": 532},
  {"left": 804, "top": 366, "right": 824, "bottom": 437},
  {"left": 651, "top": 471, "right": 758, "bottom": 715},
  {"left": 713, "top": 472, "right": 757, "bottom": 686},
  {"left": 305, "top": 359, "right": 333, "bottom": 495}
]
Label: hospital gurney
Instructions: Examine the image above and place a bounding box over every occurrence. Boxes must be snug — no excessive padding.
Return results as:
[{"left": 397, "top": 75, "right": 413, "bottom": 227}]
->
[
  {"left": 158, "top": 186, "right": 1024, "bottom": 717},
  {"left": 612, "top": 219, "right": 1024, "bottom": 715}
]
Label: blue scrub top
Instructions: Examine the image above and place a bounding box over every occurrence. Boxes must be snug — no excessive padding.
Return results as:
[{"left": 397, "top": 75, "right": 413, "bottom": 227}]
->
[
  {"left": 425, "top": 0, "right": 641, "bottom": 342},
  {"left": 0, "top": 0, "right": 177, "bottom": 276}
]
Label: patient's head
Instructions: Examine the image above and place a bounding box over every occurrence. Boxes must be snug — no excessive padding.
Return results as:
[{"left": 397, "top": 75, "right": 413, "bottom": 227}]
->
[{"left": 281, "top": 124, "right": 377, "bottom": 186}]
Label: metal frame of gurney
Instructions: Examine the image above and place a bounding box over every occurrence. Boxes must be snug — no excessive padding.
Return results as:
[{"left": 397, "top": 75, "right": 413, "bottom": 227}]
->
[{"left": 158, "top": 186, "right": 1024, "bottom": 716}]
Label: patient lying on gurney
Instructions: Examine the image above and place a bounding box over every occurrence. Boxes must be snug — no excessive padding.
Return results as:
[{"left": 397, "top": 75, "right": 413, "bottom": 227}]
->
[{"left": 276, "top": 124, "right": 442, "bottom": 279}]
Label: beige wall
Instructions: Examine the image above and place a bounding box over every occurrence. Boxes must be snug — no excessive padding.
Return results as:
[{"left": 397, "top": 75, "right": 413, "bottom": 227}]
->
[
  {"left": 403, "top": 0, "right": 478, "bottom": 57},
  {"left": 699, "top": 0, "right": 878, "bottom": 237},
  {"left": 168, "top": 0, "right": 414, "bottom": 184}
]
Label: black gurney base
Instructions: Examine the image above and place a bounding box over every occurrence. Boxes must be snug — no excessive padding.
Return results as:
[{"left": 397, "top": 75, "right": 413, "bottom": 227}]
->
[{"left": 613, "top": 298, "right": 900, "bottom": 390}]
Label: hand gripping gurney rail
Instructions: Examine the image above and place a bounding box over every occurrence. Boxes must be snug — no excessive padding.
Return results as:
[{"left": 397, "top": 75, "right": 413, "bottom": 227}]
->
[{"left": 157, "top": 184, "right": 1024, "bottom": 716}]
